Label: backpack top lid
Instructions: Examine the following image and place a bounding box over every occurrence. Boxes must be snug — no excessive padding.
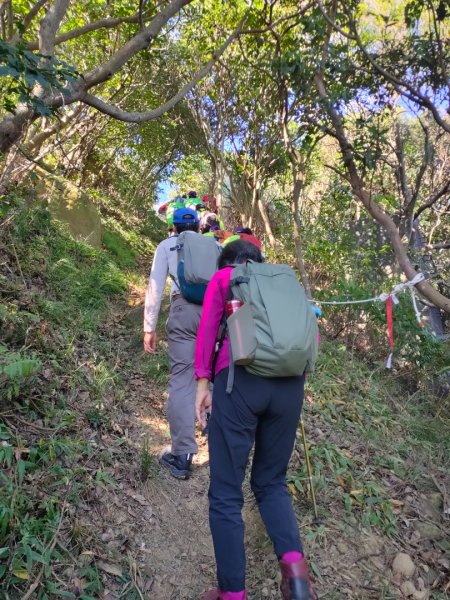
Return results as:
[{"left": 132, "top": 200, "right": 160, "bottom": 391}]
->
[
  {"left": 174, "top": 230, "right": 221, "bottom": 304},
  {"left": 229, "top": 261, "right": 319, "bottom": 377},
  {"left": 177, "top": 230, "right": 221, "bottom": 285}
]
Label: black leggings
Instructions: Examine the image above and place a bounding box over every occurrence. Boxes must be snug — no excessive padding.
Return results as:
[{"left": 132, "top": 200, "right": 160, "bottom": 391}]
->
[{"left": 208, "top": 367, "right": 304, "bottom": 592}]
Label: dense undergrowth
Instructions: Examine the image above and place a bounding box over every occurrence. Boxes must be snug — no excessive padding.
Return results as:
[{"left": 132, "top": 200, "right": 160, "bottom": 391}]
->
[
  {"left": 301, "top": 341, "right": 450, "bottom": 535},
  {"left": 0, "top": 193, "right": 449, "bottom": 598},
  {"left": 0, "top": 192, "right": 163, "bottom": 599}
]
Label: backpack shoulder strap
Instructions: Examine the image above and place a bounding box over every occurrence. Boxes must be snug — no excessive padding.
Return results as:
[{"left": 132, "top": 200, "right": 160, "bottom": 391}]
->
[
  {"left": 169, "top": 233, "right": 179, "bottom": 252},
  {"left": 211, "top": 285, "right": 233, "bottom": 381}
]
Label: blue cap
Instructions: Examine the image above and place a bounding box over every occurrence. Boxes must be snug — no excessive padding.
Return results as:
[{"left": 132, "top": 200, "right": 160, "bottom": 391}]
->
[{"left": 173, "top": 207, "right": 199, "bottom": 224}]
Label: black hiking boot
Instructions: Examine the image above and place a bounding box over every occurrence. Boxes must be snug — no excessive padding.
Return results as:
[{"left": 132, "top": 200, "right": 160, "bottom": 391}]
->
[{"left": 159, "top": 451, "right": 193, "bottom": 480}]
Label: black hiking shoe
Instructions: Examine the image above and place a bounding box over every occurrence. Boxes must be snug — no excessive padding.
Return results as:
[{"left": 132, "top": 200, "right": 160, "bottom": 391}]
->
[{"left": 159, "top": 451, "right": 193, "bottom": 480}]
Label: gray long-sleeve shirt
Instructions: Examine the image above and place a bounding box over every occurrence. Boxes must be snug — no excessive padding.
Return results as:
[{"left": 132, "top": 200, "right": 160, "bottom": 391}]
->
[{"left": 144, "top": 235, "right": 179, "bottom": 332}]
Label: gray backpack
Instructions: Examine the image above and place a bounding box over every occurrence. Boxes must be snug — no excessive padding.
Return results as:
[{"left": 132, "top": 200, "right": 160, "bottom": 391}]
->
[
  {"left": 174, "top": 231, "right": 221, "bottom": 304},
  {"left": 228, "top": 261, "right": 319, "bottom": 379}
]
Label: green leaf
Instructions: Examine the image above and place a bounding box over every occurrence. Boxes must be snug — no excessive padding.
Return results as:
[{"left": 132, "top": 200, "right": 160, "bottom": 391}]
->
[
  {"left": 310, "top": 560, "right": 321, "bottom": 580},
  {"left": 366, "top": 496, "right": 381, "bottom": 505},
  {"left": 0, "top": 547, "right": 9, "bottom": 559},
  {"left": 32, "top": 99, "right": 52, "bottom": 117},
  {"left": 17, "top": 459, "right": 26, "bottom": 486},
  {"left": 53, "top": 590, "right": 77, "bottom": 598},
  {"left": 0, "top": 65, "right": 20, "bottom": 77},
  {"left": 1, "top": 358, "right": 40, "bottom": 378}
]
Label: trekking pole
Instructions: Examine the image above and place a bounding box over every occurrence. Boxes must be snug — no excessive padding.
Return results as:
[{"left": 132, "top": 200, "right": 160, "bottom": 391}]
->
[{"left": 299, "top": 418, "right": 321, "bottom": 526}]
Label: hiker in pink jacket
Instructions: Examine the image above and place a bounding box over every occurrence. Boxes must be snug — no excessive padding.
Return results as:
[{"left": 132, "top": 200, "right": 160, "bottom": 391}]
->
[{"left": 195, "top": 239, "right": 317, "bottom": 600}]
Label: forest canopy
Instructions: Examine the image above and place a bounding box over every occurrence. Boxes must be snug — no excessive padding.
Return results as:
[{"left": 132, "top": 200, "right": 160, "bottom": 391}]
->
[{"left": 0, "top": 0, "right": 449, "bottom": 317}]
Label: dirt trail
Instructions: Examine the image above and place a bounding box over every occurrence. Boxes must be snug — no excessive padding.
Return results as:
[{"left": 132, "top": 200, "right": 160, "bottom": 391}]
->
[{"left": 84, "top": 289, "right": 449, "bottom": 600}]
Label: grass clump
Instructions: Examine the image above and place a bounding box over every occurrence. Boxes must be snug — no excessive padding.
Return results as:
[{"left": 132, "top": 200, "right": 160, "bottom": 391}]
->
[{"left": 102, "top": 228, "right": 138, "bottom": 268}]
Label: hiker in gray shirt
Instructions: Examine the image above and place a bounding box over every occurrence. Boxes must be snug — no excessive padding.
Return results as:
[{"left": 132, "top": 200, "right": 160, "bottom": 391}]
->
[{"left": 143, "top": 207, "right": 202, "bottom": 479}]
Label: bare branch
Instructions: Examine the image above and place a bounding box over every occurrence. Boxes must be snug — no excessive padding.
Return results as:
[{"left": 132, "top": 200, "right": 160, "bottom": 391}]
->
[
  {"left": 411, "top": 120, "right": 431, "bottom": 206},
  {"left": 23, "top": 0, "right": 48, "bottom": 30},
  {"left": 139, "top": 0, "right": 145, "bottom": 30},
  {"left": 6, "top": 0, "right": 12, "bottom": 40},
  {"left": 426, "top": 241, "right": 450, "bottom": 250},
  {"left": 24, "top": 104, "right": 83, "bottom": 154},
  {"left": 415, "top": 179, "right": 450, "bottom": 219},
  {"left": 26, "top": 8, "right": 156, "bottom": 50},
  {"left": 316, "top": 0, "right": 356, "bottom": 40},
  {"left": 324, "top": 162, "right": 350, "bottom": 182}
]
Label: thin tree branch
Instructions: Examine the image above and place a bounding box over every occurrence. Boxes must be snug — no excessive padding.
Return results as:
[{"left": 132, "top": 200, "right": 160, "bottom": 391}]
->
[
  {"left": 79, "top": 21, "right": 245, "bottom": 122},
  {"left": 318, "top": 0, "right": 450, "bottom": 134},
  {"left": 10, "top": 0, "right": 48, "bottom": 42},
  {"left": 6, "top": 0, "right": 13, "bottom": 40},
  {"left": 23, "top": 0, "right": 48, "bottom": 30},
  {"left": 411, "top": 119, "right": 431, "bottom": 206},
  {"left": 426, "top": 241, "right": 450, "bottom": 250},
  {"left": 26, "top": 8, "right": 156, "bottom": 50},
  {"left": 240, "top": 3, "right": 314, "bottom": 34},
  {"left": 324, "top": 162, "right": 351, "bottom": 182},
  {"left": 316, "top": 0, "right": 356, "bottom": 40},
  {"left": 414, "top": 179, "right": 450, "bottom": 219}
]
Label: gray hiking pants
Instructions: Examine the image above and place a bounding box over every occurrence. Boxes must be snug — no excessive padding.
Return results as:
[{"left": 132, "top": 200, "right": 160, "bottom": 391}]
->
[{"left": 166, "top": 296, "right": 202, "bottom": 456}]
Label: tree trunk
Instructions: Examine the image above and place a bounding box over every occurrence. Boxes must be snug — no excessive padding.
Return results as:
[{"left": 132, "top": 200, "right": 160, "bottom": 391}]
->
[
  {"left": 257, "top": 195, "right": 276, "bottom": 248},
  {"left": 411, "top": 219, "right": 446, "bottom": 337},
  {"left": 314, "top": 73, "right": 450, "bottom": 313},
  {"left": 277, "top": 77, "right": 313, "bottom": 295},
  {"left": 292, "top": 179, "right": 312, "bottom": 298},
  {"left": 0, "top": 105, "right": 37, "bottom": 155}
]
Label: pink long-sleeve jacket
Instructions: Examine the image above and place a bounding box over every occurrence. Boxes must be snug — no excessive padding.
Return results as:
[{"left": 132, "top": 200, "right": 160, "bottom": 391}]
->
[{"left": 194, "top": 267, "right": 233, "bottom": 380}]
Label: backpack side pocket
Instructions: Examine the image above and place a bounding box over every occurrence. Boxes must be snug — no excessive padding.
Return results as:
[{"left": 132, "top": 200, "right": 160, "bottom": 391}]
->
[{"left": 227, "top": 303, "right": 257, "bottom": 366}]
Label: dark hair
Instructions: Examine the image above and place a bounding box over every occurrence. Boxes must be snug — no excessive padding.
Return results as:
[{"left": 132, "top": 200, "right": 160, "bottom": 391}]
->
[
  {"left": 200, "top": 213, "right": 220, "bottom": 233},
  {"left": 218, "top": 240, "right": 263, "bottom": 269},
  {"left": 234, "top": 226, "right": 253, "bottom": 235},
  {"left": 175, "top": 222, "right": 199, "bottom": 234}
]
